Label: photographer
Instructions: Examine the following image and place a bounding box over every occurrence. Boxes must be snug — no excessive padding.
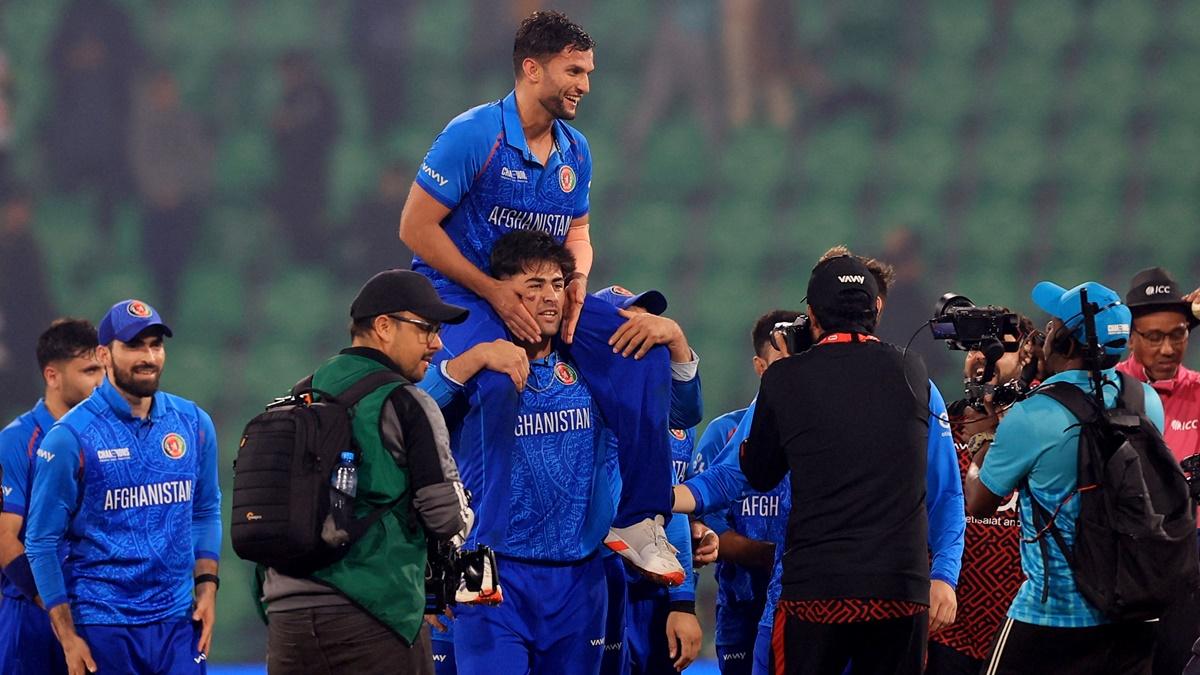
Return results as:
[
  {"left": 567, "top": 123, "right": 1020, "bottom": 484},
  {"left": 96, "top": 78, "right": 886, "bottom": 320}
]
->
[
  {"left": 967, "top": 280, "right": 1165, "bottom": 674},
  {"left": 740, "top": 254, "right": 933, "bottom": 675},
  {"left": 928, "top": 311, "right": 1037, "bottom": 675},
  {"left": 262, "top": 270, "right": 474, "bottom": 675}
]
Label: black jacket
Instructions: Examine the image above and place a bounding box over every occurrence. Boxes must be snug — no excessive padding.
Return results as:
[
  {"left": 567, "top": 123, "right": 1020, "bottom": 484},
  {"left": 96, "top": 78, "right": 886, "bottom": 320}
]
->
[{"left": 741, "top": 338, "right": 931, "bottom": 605}]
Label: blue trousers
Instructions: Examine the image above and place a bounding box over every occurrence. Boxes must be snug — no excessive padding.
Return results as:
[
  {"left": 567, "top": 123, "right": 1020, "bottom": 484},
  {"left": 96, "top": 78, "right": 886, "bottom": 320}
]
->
[{"left": 0, "top": 595, "right": 67, "bottom": 675}]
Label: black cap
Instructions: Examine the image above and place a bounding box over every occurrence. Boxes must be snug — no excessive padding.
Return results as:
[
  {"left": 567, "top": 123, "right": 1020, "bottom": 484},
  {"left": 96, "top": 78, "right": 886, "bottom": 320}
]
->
[
  {"left": 1125, "top": 266, "right": 1199, "bottom": 328},
  {"left": 807, "top": 255, "right": 879, "bottom": 313},
  {"left": 350, "top": 270, "right": 470, "bottom": 324}
]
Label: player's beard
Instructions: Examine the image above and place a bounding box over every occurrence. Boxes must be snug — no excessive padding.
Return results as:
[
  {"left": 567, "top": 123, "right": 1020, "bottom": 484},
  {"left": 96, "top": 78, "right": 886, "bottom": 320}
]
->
[
  {"left": 113, "top": 362, "right": 162, "bottom": 398},
  {"left": 541, "top": 90, "right": 576, "bottom": 121}
]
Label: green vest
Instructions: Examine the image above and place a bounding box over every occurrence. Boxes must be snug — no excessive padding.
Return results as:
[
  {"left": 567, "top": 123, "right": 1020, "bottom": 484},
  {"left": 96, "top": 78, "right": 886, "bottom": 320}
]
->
[{"left": 309, "top": 351, "right": 427, "bottom": 643}]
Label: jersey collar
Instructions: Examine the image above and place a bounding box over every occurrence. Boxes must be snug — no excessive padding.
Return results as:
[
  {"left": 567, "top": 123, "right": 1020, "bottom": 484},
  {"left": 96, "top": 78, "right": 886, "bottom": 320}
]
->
[
  {"left": 30, "top": 398, "right": 56, "bottom": 433},
  {"left": 501, "top": 90, "right": 572, "bottom": 166},
  {"left": 97, "top": 376, "right": 164, "bottom": 422}
]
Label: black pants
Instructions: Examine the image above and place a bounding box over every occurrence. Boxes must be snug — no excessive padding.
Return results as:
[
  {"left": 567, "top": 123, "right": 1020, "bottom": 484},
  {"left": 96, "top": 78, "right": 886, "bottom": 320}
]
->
[
  {"left": 771, "top": 612, "right": 928, "bottom": 675},
  {"left": 981, "top": 618, "right": 1154, "bottom": 675},
  {"left": 1154, "top": 583, "right": 1200, "bottom": 675},
  {"left": 924, "top": 641, "right": 983, "bottom": 675},
  {"left": 267, "top": 605, "right": 433, "bottom": 675}
]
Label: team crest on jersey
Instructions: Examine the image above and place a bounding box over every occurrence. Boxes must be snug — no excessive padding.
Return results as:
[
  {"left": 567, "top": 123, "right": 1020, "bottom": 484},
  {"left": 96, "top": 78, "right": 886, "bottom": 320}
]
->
[
  {"left": 558, "top": 165, "right": 577, "bottom": 193},
  {"left": 670, "top": 429, "right": 687, "bottom": 441},
  {"left": 127, "top": 300, "right": 153, "bottom": 318},
  {"left": 554, "top": 362, "right": 578, "bottom": 385},
  {"left": 610, "top": 285, "right": 634, "bottom": 297},
  {"left": 162, "top": 433, "right": 187, "bottom": 460}
]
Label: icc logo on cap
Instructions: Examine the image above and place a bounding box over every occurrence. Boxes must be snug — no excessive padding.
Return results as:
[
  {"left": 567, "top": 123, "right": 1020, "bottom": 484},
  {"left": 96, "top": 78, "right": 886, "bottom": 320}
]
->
[
  {"left": 554, "top": 362, "right": 578, "bottom": 386},
  {"left": 1146, "top": 285, "right": 1172, "bottom": 296},
  {"left": 127, "top": 300, "right": 153, "bottom": 318},
  {"left": 162, "top": 433, "right": 187, "bottom": 460},
  {"left": 558, "top": 166, "right": 577, "bottom": 193}
]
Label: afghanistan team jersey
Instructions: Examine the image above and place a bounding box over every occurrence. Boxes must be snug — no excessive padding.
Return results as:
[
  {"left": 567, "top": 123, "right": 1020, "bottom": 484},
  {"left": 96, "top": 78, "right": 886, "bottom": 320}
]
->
[
  {"left": 24, "top": 378, "right": 222, "bottom": 625},
  {"left": 0, "top": 399, "right": 57, "bottom": 601},
  {"left": 930, "top": 419, "right": 1023, "bottom": 661},
  {"left": 413, "top": 90, "right": 592, "bottom": 293},
  {"left": 500, "top": 352, "right": 607, "bottom": 562}
]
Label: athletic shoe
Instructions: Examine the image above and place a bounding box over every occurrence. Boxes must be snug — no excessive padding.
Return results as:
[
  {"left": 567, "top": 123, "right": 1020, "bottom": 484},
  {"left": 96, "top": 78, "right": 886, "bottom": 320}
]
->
[{"left": 604, "top": 515, "right": 685, "bottom": 586}]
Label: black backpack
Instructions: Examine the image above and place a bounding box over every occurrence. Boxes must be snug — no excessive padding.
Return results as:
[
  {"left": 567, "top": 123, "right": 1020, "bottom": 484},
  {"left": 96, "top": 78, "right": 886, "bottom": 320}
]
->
[
  {"left": 231, "top": 370, "right": 410, "bottom": 576},
  {"left": 1024, "top": 371, "right": 1199, "bottom": 621}
]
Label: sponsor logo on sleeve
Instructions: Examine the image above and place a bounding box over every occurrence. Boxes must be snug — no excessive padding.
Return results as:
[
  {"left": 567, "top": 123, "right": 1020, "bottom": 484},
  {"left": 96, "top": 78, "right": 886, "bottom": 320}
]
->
[
  {"left": 162, "top": 433, "right": 187, "bottom": 460},
  {"left": 420, "top": 162, "right": 449, "bottom": 187},
  {"left": 36, "top": 448, "right": 54, "bottom": 462}
]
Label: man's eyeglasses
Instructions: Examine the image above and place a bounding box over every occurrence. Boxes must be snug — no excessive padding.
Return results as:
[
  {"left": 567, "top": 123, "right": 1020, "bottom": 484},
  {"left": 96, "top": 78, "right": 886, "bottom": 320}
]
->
[
  {"left": 387, "top": 315, "right": 442, "bottom": 341},
  {"left": 1133, "top": 327, "right": 1189, "bottom": 347}
]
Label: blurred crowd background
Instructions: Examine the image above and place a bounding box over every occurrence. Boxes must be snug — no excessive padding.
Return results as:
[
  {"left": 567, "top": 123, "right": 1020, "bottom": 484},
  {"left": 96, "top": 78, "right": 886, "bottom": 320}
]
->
[{"left": 1, "top": 0, "right": 1199, "bottom": 663}]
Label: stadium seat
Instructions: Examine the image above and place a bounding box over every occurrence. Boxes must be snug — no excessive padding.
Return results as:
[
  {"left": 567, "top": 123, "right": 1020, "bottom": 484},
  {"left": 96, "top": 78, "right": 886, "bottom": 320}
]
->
[
  {"left": 989, "top": 56, "right": 1058, "bottom": 124},
  {"left": 214, "top": 131, "right": 278, "bottom": 199},
  {"left": 901, "top": 59, "right": 974, "bottom": 125},
  {"left": 883, "top": 124, "right": 958, "bottom": 195},
  {"left": 1009, "top": 1, "right": 1077, "bottom": 56},
  {"left": 720, "top": 126, "right": 792, "bottom": 200},
  {"left": 926, "top": 0, "right": 991, "bottom": 58},
  {"left": 1067, "top": 56, "right": 1142, "bottom": 125},
  {"left": 639, "top": 117, "right": 711, "bottom": 201},
  {"left": 801, "top": 114, "right": 877, "bottom": 199},
  {"left": 976, "top": 123, "right": 1045, "bottom": 196},
  {"left": 1087, "top": 0, "right": 1157, "bottom": 53}
]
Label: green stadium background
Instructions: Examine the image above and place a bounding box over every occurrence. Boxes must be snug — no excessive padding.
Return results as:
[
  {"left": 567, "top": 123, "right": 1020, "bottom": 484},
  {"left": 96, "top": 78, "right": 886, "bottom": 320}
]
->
[{"left": 2, "top": 0, "right": 1199, "bottom": 664}]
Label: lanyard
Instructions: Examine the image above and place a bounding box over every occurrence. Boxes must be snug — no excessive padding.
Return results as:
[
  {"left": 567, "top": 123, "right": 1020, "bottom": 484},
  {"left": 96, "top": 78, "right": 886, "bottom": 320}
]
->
[{"left": 816, "top": 332, "right": 880, "bottom": 346}]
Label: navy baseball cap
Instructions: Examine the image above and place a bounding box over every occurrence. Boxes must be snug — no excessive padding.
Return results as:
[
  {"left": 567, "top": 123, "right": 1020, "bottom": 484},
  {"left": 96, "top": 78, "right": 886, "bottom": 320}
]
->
[
  {"left": 98, "top": 299, "right": 173, "bottom": 345},
  {"left": 590, "top": 285, "right": 668, "bottom": 316},
  {"left": 1031, "top": 281, "right": 1131, "bottom": 356}
]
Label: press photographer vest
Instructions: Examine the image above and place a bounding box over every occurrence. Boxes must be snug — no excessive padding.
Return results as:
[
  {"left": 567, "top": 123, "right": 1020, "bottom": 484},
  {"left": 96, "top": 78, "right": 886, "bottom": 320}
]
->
[{"left": 307, "top": 352, "right": 427, "bottom": 644}]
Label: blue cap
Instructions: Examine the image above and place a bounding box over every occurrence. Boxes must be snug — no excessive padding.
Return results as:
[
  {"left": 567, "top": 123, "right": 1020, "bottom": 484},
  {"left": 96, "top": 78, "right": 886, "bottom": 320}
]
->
[
  {"left": 590, "top": 285, "right": 668, "bottom": 316},
  {"left": 1031, "top": 281, "right": 1131, "bottom": 356},
  {"left": 98, "top": 299, "right": 173, "bottom": 345}
]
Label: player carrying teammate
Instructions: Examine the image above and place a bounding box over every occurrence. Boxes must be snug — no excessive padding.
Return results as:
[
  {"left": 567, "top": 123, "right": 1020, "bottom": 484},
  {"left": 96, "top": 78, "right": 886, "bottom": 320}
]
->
[
  {"left": 0, "top": 319, "right": 103, "bottom": 675},
  {"left": 400, "top": 10, "right": 681, "bottom": 583},
  {"left": 25, "top": 300, "right": 222, "bottom": 674}
]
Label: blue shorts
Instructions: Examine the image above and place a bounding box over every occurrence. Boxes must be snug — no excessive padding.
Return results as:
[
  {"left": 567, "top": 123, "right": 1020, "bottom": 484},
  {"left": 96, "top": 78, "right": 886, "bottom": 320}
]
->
[
  {"left": 432, "top": 631, "right": 456, "bottom": 675},
  {"left": 77, "top": 619, "right": 205, "bottom": 674},
  {"left": 600, "top": 554, "right": 630, "bottom": 675},
  {"left": 0, "top": 595, "right": 66, "bottom": 675},
  {"left": 752, "top": 623, "right": 772, "bottom": 675},
  {"left": 454, "top": 555, "right": 606, "bottom": 675},
  {"left": 624, "top": 577, "right": 673, "bottom": 674}
]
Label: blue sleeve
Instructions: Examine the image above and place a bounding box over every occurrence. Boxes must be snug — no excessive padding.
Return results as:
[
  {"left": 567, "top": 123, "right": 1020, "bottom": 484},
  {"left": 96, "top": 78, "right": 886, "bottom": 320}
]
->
[
  {"left": 572, "top": 133, "right": 591, "bottom": 218},
  {"left": 925, "top": 383, "right": 965, "bottom": 587},
  {"left": 25, "top": 426, "right": 81, "bottom": 610},
  {"left": 691, "top": 413, "right": 739, "bottom": 535},
  {"left": 684, "top": 401, "right": 756, "bottom": 516},
  {"left": 192, "top": 408, "right": 222, "bottom": 561},
  {"left": 418, "top": 361, "right": 466, "bottom": 409},
  {"left": 664, "top": 507, "right": 695, "bottom": 602},
  {"left": 0, "top": 429, "right": 30, "bottom": 517},
  {"left": 669, "top": 374, "right": 703, "bottom": 430},
  {"left": 415, "top": 112, "right": 495, "bottom": 209},
  {"left": 979, "top": 403, "right": 1040, "bottom": 497}
]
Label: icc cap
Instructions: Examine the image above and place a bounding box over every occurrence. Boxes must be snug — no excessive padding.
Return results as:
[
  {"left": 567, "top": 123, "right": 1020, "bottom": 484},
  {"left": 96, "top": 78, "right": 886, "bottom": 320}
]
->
[
  {"left": 350, "top": 269, "right": 469, "bottom": 324},
  {"left": 1124, "top": 266, "right": 1200, "bottom": 328},
  {"left": 590, "top": 285, "right": 669, "bottom": 315},
  {"left": 98, "top": 299, "right": 173, "bottom": 345},
  {"left": 806, "top": 255, "right": 879, "bottom": 313},
  {"left": 1031, "top": 280, "right": 1131, "bottom": 356}
]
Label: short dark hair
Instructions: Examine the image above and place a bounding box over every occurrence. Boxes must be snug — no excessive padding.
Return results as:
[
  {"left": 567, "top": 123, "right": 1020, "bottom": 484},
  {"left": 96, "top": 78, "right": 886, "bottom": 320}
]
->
[
  {"left": 490, "top": 230, "right": 577, "bottom": 280},
  {"left": 752, "top": 310, "right": 803, "bottom": 358},
  {"left": 349, "top": 316, "right": 376, "bottom": 340},
  {"left": 811, "top": 303, "right": 878, "bottom": 336},
  {"left": 512, "top": 11, "right": 594, "bottom": 77},
  {"left": 37, "top": 318, "right": 99, "bottom": 370}
]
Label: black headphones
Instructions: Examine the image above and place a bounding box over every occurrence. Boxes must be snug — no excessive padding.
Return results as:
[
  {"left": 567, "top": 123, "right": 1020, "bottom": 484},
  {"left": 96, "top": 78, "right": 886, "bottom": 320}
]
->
[{"left": 1048, "top": 321, "right": 1076, "bottom": 357}]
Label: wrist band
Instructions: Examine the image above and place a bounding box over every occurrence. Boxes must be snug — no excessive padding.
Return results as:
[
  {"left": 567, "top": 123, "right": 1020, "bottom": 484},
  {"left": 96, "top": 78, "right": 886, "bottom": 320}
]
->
[{"left": 194, "top": 573, "right": 220, "bottom": 590}]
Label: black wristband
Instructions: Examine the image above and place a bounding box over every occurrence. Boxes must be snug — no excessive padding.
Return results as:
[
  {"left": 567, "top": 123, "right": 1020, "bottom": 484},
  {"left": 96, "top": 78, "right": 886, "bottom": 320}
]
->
[
  {"left": 194, "top": 574, "right": 220, "bottom": 590},
  {"left": 669, "top": 600, "right": 696, "bottom": 615}
]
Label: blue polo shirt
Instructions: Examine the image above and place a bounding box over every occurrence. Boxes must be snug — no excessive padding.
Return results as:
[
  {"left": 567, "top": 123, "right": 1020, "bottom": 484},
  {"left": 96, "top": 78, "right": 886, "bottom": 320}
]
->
[
  {"left": 413, "top": 90, "right": 592, "bottom": 294},
  {"left": 0, "top": 399, "right": 57, "bottom": 601},
  {"left": 979, "top": 368, "right": 1164, "bottom": 628},
  {"left": 25, "top": 378, "right": 222, "bottom": 625}
]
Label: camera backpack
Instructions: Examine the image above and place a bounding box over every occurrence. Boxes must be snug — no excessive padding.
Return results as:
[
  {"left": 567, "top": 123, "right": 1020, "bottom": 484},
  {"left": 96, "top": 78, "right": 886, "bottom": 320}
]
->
[
  {"left": 231, "top": 370, "right": 410, "bottom": 576},
  {"left": 1023, "top": 372, "right": 1198, "bottom": 621}
]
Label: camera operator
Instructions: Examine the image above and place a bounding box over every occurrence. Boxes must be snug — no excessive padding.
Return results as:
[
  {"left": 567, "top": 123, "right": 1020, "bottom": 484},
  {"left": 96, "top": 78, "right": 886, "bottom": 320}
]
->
[
  {"left": 967, "top": 280, "right": 1166, "bottom": 675},
  {"left": 740, "top": 254, "right": 933, "bottom": 675},
  {"left": 927, "top": 311, "right": 1037, "bottom": 675},
  {"left": 1115, "top": 267, "right": 1200, "bottom": 675}
]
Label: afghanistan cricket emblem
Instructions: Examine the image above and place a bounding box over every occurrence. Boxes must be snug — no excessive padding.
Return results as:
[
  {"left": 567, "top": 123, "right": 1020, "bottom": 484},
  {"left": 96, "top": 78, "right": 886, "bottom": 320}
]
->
[
  {"left": 127, "top": 300, "right": 153, "bottom": 318},
  {"left": 558, "top": 165, "right": 577, "bottom": 193},
  {"left": 162, "top": 433, "right": 187, "bottom": 460},
  {"left": 671, "top": 429, "right": 687, "bottom": 441},
  {"left": 554, "top": 361, "right": 579, "bottom": 386}
]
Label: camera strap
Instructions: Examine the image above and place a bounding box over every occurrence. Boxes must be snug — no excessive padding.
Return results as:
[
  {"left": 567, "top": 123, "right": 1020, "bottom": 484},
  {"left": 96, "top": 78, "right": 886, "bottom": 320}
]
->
[{"left": 817, "top": 333, "right": 879, "bottom": 346}]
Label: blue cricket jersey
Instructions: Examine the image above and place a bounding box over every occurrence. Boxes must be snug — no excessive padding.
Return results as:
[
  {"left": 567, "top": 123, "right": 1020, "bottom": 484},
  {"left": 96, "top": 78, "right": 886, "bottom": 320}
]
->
[
  {"left": 413, "top": 90, "right": 592, "bottom": 294},
  {"left": 25, "top": 378, "right": 222, "bottom": 624},
  {"left": 0, "top": 399, "right": 57, "bottom": 601},
  {"left": 692, "top": 408, "right": 789, "bottom": 647}
]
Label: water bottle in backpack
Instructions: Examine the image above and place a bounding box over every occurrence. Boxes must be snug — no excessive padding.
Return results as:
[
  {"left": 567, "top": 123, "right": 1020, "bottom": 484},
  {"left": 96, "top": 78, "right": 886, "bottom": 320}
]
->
[{"left": 330, "top": 452, "right": 358, "bottom": 520}]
